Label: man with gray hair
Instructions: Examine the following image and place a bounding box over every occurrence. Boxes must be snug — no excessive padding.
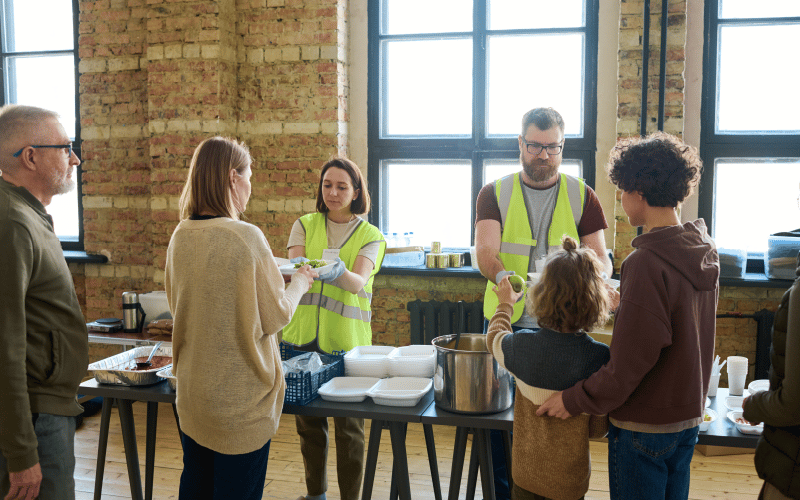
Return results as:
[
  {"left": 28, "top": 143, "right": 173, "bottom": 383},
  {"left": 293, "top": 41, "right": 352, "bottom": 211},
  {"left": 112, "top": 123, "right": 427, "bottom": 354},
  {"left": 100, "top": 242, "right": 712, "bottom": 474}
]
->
[{"left": 0, "top": 104, "right": 88, "bottom": 500}]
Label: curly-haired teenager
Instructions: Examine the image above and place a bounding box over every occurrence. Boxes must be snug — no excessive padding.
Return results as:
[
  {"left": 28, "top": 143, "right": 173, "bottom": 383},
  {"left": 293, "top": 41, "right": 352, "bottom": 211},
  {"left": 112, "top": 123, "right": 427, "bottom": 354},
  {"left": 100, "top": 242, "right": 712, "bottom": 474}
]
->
[
  {"left": 487, "top": 236, "right": 611, "bottom": 500},
  {"left": 537, "top": 132, "right": 720, "bottom": 500}
]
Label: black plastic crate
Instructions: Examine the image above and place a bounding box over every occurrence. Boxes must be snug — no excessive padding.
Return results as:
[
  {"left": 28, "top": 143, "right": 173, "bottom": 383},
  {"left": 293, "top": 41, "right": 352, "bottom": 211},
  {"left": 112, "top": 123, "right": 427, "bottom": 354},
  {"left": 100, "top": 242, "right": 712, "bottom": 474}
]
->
[{"left": 280, "top": 343, "right": 345, "bottom": 406}]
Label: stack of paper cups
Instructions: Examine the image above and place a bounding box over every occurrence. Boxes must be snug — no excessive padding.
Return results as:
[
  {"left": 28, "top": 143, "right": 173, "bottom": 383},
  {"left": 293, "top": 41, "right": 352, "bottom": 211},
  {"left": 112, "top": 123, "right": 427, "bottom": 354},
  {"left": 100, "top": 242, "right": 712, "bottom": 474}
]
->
[{"left": 726, "top": 356, "right": 749, "bottom": 396}]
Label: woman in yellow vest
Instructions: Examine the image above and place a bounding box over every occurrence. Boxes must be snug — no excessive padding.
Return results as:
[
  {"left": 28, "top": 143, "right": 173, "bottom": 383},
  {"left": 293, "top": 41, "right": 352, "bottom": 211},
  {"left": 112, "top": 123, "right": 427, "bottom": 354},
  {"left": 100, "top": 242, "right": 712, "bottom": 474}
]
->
[{"left": 283, "top": 157, "right": 385, "bottom": 500}]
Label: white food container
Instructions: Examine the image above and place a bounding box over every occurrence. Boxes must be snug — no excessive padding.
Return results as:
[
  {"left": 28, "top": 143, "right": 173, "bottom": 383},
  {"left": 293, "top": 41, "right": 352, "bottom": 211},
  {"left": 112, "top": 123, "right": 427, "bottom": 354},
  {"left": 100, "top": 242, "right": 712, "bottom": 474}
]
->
[
  {"left": 727, "top": 410, "right": 764, "bottom": 435},
  {"left": 699, "top": 408, "right": 717, "bottom": 432},
  {"left": 367, "top": 377, "right": 432, "bottom": 407},
  {"left": 317, "top": 377, "right": 380, "bottom": 403},
  {"left": 344, "top": 346, "right": 396, "bottom": 378},
  {"left": 748, "top": 379, "right": 769, "bottom": 394},
  {"left": 387, "top": 345, "right": 436, "bottom": 378}
]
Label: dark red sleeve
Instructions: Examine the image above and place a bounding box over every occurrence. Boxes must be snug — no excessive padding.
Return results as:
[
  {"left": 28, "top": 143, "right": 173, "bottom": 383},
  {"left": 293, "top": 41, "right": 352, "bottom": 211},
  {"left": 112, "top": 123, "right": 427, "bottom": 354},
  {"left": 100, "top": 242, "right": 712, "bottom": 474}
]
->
[
  {"left": 577, "top": 185, "right": 609, "bottom": 237},
  {"left": 475, "top": 182, "right": 501, "bottom": 224}
]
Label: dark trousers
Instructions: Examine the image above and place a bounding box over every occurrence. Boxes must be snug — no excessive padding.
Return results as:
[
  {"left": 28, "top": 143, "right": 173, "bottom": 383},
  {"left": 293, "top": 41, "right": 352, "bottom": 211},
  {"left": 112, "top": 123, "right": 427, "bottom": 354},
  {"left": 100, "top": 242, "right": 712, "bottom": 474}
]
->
[{"left": 178, "top": 432, "right": 271, "bottom": 500}]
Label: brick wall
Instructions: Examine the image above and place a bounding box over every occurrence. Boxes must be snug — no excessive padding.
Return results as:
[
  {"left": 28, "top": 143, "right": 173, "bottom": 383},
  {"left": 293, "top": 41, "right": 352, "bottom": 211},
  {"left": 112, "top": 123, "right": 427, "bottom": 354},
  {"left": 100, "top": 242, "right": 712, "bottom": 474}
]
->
[{"left": 73, "top": 0, "right": 784, "bottom": 379}]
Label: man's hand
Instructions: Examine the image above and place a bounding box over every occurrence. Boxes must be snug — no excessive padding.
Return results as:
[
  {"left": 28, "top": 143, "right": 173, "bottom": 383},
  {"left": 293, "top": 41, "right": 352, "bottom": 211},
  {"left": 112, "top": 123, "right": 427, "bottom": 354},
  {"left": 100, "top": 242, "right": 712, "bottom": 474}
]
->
[
  {"left": 492, "top": 276, "right": 523, "bottom": 306},
  {"left": 535, "top": 391, "right": 572, "bottom": 419},
  {"left": 6, "top": 463, "right": 42, "bottom": 500}
]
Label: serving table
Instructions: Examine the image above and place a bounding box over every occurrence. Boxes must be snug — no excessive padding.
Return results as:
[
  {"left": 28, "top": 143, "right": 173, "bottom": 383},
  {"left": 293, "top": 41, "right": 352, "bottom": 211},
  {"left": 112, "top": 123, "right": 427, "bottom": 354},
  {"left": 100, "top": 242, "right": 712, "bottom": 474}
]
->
[{"left": 698, "top": 387, "right": 760, "bottom": 449}]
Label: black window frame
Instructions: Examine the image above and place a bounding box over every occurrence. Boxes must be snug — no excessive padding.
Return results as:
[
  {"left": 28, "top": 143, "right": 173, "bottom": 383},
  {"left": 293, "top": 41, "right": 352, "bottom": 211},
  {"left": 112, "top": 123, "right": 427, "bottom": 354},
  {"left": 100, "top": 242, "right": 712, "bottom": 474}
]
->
[
  {"left": 0, "top": 0, "right": 83, "bottom": 251},
  {"left": 699, "top": 0, "right": 800, "bottom": 259},
  {"left": 366, "top": 0, "right": 599, "bottom": 245}
]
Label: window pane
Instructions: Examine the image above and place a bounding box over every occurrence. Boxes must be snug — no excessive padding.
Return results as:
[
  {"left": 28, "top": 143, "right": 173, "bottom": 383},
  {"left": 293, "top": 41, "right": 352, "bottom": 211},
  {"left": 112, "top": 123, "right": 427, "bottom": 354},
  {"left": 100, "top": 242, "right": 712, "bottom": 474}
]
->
[
  {"left": 717, "top": 25, "right": 800, "bottom": 134},
  {"left": 383, "top": 0, "right": 472, "bottom": 35},
  {"left": 1, "top": 0, "right": 74, "bottom": 52},
  {"left": 488, "top": 0, "right": 584, "bottom": 30},
  {"left": 47, "top": 169, "right": 79, "bottom": 241},
  {"left": 384, "top": 39, "right": 472, "bottom": 136},
  {"left": 713, "top": 159, "right": 800, "bottom": 252},
  {"left": 486, "top": 34, "right": 584, "bottom": 137},
  {"left": 6, "top": 55, "right": 77, "bottom": 138},
  {"left": 720, "top": 0, "right": 800, "bottom": 19},
  {"left": 383, "top": 160, "right": 473, "bottom": 248},
  {"left": 484, "top": 159, "right": 581, "bottom": 184}
]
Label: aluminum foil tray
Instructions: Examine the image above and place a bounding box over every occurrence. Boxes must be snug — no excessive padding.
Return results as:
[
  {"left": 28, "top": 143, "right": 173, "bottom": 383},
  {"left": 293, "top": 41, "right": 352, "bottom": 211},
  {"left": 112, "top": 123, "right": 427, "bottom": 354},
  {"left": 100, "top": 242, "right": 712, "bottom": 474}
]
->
[
  {"left": 156, "top": 366, "right": 177, "bottom": 391},
  {"left": 88, "top": 345, "right": 173, "bottom": 386}
]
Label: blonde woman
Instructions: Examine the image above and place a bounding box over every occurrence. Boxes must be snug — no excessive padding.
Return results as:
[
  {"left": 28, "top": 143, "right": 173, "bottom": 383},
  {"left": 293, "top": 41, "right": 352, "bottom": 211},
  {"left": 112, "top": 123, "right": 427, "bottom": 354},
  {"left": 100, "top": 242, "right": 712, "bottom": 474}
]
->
[
  {"left": 487, "top": 236, "right": 610, "bottom": 500},
  {"left": 165, "top": 136, "right": 316, "bottom": 499}
]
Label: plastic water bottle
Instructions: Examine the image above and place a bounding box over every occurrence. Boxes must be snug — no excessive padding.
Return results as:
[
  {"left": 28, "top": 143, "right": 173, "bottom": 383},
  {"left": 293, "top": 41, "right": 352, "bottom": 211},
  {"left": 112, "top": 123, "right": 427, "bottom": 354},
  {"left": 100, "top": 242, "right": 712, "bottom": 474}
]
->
[
  {"left": 402, "top": 232, "right": 412, "bottom": 246},
  {"left": 389, "top": 232, "right": 400, "bottom": 247}
]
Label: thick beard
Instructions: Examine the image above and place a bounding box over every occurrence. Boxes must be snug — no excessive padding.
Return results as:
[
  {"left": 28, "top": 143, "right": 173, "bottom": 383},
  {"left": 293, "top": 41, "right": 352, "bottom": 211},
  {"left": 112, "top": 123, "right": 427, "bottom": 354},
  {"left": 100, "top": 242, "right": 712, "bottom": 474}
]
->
[{"left": 521, "top": 154, "right": 559, "bottom": 183}]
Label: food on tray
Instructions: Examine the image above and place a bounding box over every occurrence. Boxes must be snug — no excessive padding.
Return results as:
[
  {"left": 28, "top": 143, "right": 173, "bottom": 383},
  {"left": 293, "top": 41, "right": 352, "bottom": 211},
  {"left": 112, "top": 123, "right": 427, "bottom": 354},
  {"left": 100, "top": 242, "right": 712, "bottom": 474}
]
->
[
  {"left": 735, "top": 416, "right": 754, "bottom": 425},
  {"left": 129, "top": 355, "right": 172, "bottom": 371},
  {"left": 295, "top": 259, "right": 328, "bottom": 269},
  {"left": 704, "top": 413, "right": 713, "bottom": 422},
  {"left": 146, "top": 319, "right": 173, "bottom": 337},
  {"left": 508, "top": 274, "right": 525, "bottom": 293}
]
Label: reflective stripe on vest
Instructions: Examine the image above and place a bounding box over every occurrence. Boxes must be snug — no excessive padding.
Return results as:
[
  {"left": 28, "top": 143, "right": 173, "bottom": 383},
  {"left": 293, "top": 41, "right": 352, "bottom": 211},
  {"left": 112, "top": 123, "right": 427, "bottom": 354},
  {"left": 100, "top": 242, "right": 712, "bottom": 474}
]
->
[
  {"left": 483, "top": 172, "right": 585, "bottom": 323},
  {"left": 281, "top": 212, "right": 386, "bottom": 353}
]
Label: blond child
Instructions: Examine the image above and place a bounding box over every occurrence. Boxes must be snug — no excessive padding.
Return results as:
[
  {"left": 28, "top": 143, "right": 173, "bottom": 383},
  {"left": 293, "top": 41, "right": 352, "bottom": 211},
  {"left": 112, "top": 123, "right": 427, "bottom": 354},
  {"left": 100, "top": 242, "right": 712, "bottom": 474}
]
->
[{"left": 487, "top": 236, "right": 611, "bottom": 500}]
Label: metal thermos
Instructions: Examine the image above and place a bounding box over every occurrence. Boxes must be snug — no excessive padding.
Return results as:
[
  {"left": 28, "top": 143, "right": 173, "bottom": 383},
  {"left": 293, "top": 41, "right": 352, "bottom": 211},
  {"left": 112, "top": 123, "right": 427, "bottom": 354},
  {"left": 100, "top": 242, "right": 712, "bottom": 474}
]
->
[{"left": 122, "top": 292, "right": 146, "bottom": 333}]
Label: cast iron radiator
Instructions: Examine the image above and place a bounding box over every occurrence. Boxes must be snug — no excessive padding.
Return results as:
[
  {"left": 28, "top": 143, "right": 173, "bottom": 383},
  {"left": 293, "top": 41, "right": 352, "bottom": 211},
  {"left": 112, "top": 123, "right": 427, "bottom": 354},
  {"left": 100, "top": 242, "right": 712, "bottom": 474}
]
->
[
  {"left": 717, "top": 308, "right": 776, "bottom": 381},
  {"left": 407, "top": 300, "right": 484, "bottom": 345}
]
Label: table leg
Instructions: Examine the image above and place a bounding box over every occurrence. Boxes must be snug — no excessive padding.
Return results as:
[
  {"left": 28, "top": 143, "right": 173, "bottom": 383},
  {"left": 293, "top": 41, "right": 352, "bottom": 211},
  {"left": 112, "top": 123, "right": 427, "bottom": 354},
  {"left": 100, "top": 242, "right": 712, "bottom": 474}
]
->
[
  {"left": 388, "top": 421, "right": 411, "bottom": 500},
  {"left": 361, "top": 419, "right": 384, "bottom": 500},
  {"left": 172, "top": 403, "right": 182, "bottom": 437},
  {"left": 502, "top": 430, "right": 513, "bottom": 492},
  {"left": 476, "top": 429, "right": 496, "bottom": 500},
  {"left": 465, "top": 430, "right": 480, "bottom": 500},
  {"left": 447, "top": 427, "right": 469, "bottom": 500},
  {"left": 117, "top": 399, "right": 144, "bottom": 500},
  {"left": 422, "top": 423, "right": 443, "bottom": 500},
  {"left": 145, "top": 402, "right": 158, "bottom": 500},
  {"left": 92, "top": 397, "right": 113, "bottom": 500}
]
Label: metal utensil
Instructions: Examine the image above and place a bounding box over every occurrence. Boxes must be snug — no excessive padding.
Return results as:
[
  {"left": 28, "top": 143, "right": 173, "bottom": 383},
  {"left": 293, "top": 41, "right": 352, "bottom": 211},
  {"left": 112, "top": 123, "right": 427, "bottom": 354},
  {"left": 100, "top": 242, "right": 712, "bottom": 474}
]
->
[{"left": 136, "top": 341, "right": 163, "bottom": 369}]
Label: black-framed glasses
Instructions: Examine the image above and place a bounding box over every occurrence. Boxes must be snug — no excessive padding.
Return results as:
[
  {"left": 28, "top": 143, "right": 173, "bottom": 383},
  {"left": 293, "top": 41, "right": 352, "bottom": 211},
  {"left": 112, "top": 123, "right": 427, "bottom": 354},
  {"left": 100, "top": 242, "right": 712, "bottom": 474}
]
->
[
  {"left": 522, "top": 141, "right": 563, "bottom": 156},
  {"left": 12, "top": 143, "right": 73, "bottom": 158}
]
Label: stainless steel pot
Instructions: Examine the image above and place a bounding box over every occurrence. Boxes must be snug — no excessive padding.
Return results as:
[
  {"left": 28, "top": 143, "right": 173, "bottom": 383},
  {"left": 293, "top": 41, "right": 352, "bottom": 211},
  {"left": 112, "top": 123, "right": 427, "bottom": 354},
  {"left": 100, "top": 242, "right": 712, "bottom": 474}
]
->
[{"left": 432, "top": 333, "right": 513, "bottom": 414}]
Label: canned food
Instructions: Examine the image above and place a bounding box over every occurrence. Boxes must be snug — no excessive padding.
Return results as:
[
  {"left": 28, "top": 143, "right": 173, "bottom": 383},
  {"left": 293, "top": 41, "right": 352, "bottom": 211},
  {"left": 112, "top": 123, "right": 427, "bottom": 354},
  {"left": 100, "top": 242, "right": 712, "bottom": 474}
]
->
[
  {"left": 426, "top": 253, "right": 438, "bottom": 269},
  {"left": 431, "top": 241, "right": 442, "bottom": 254},
  {"left": 448, "top": 253, "right": 463, "bottom": 268},
  {"left": 436, "top": 253, "right": 449, "bottom": 268}
]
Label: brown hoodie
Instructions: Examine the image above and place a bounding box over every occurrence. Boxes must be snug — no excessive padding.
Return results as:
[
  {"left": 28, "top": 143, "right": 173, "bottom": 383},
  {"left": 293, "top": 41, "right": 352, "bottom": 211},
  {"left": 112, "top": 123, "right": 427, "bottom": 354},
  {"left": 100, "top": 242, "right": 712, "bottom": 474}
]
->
[{"left": 563, "top": 219, "right": 719, "bottom": 427}]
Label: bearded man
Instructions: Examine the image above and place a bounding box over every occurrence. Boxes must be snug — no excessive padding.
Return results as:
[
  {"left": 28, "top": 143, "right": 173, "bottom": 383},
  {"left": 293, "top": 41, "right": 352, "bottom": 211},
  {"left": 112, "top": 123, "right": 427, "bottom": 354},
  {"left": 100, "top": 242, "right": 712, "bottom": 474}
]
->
[{"left": 473, "top": 107, "right": 613, "bottom": 500}]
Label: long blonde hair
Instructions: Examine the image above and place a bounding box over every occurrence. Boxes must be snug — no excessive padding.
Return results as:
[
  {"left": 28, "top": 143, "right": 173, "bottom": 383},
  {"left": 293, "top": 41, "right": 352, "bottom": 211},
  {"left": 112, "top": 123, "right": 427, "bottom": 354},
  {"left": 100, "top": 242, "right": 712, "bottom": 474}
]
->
[
  {"left": 528, "top": 236, "right": 610, "bottom": 332},
  {"left": 178, "top": 137, "right": 251, "bottom": 220}
]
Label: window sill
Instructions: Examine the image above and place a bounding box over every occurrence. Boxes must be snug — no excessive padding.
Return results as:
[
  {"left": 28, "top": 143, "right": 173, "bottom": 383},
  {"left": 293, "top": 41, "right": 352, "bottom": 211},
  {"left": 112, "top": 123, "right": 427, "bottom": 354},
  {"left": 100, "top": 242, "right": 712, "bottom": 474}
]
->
[
  {"left": 378, "top": 266, "right": 794, "bottom": 289},
  {"left": 64, "top": 251, "right": 109, "bottom": 264}
]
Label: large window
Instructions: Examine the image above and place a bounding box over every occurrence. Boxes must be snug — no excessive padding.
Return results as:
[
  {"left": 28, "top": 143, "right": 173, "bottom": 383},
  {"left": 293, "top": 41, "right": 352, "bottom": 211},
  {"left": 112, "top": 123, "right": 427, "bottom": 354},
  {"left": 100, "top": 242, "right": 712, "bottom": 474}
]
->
[
  {"left": 699, "top": 0, "right": 800, "bottom": 255},
  {"left": 368, "top": 0, "right": 598, "bottom": 249},
  {"left": 1, "top": 0, "right": 81, "bottom": 249}
]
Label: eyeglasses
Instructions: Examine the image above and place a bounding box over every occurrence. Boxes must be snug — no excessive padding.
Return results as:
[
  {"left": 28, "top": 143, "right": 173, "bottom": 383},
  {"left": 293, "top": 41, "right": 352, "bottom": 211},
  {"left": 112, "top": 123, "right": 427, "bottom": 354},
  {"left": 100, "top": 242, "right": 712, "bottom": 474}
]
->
[
  {"left": 522, "top": 141, "right": 563, "bottom": 156},
  {"left": 12, "top": 143, "right": 73, "bottom": 158}
]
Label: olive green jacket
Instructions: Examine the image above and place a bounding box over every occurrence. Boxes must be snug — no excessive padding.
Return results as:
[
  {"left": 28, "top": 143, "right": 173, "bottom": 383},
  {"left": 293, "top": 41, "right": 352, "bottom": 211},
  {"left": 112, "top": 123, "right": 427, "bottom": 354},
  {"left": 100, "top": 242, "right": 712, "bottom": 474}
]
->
[
  {"left": 743, "top": 253, "right": 800, "bottom": 497},
  {"left": 0, "top": 178, "right": 88, "bottom": 472}
]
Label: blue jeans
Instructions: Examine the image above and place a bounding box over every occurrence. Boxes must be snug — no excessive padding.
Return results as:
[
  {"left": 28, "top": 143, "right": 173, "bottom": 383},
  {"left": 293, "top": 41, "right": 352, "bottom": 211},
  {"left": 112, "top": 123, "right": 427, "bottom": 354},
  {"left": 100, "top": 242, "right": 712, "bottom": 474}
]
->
[
  {"left": 179, "top": 433, "right": 271, "bottom": 500},
  {"left": 0, "top": 413, "right": 77, "bottom": 500},
  {"left": 607, "top": 422, "right": 699, "bottom": 500}
]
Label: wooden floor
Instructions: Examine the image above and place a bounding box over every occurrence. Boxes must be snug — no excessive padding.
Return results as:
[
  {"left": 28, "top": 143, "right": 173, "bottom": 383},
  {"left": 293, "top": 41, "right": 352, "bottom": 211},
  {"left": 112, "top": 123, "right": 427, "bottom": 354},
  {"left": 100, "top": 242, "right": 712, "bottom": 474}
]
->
[{"left": 74, "top": 402, "right": 764, "bottom": 499}]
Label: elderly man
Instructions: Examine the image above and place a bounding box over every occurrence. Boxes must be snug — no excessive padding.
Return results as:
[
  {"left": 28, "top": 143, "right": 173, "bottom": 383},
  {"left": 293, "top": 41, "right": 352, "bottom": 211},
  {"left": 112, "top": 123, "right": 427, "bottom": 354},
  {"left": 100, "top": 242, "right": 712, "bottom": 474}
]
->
[
  {"left": 0, "top": 105, "right": 88, "bottom": 500},
  {"left": 474, "top": 107, "right": 613, "bottom": 500}
]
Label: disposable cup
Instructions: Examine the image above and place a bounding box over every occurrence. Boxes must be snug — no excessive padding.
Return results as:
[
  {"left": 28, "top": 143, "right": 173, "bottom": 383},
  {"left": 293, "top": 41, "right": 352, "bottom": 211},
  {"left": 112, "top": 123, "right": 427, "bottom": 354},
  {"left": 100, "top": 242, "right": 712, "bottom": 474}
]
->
[
  {"left": 707, "top": 373, "right": 720, "bottom": 397},
  {"left": 728, "top": 371, "right": 746, "bottom": 395},
  {"left": 727, "top": 356, "right": 749, "bottom": 370}
]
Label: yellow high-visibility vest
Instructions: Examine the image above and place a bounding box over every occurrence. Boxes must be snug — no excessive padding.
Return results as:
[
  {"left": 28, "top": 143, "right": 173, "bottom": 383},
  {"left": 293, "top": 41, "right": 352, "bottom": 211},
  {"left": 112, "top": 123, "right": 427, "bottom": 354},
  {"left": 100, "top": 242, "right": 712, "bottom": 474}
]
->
[
  {"left": 282, "top": 212, "right": 386, "bottom": 353},
  {"left": 483, "top": 172, "right": 585, "bottom": 323}
]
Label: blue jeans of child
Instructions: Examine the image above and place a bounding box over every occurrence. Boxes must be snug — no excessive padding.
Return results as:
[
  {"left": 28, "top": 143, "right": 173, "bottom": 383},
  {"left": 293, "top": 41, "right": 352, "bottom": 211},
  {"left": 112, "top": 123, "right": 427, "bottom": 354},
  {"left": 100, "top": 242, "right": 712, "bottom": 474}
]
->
[
  {"left": 607, "top": 422, "right": 699, "bottom": 500},
  {"left": 179, "top": 433, "right": 271, "bottom": 500},
  {"left": 0, "top": 413, "right": 76, "bottom": 500}
]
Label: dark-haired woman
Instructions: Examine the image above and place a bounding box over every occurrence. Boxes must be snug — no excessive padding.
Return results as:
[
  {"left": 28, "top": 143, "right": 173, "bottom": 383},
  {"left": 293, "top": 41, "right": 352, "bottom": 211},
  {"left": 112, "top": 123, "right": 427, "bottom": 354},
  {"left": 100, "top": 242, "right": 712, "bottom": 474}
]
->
[
  {"left": 166, "top": 136, "right": 316, "bottom": 499},
  {"left": 283, "top": 157, "right": 385, "bottom": 500}
]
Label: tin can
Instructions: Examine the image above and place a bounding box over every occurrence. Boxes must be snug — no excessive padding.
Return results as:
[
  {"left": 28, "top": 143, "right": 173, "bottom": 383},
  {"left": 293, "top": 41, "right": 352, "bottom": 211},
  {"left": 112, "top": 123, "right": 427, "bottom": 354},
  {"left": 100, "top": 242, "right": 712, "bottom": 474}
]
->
[
  {"left": 431, "top": 241, "right": 442, "bottom": 254},
  {"left": 448, "top": 253, "right": 463, "bottom": 268},
  {"left": 426, "top": 253, "right": 438, "bottom": 269},
  {"left": 436, "top": 253, "right": 449, "bottom": 268}
]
